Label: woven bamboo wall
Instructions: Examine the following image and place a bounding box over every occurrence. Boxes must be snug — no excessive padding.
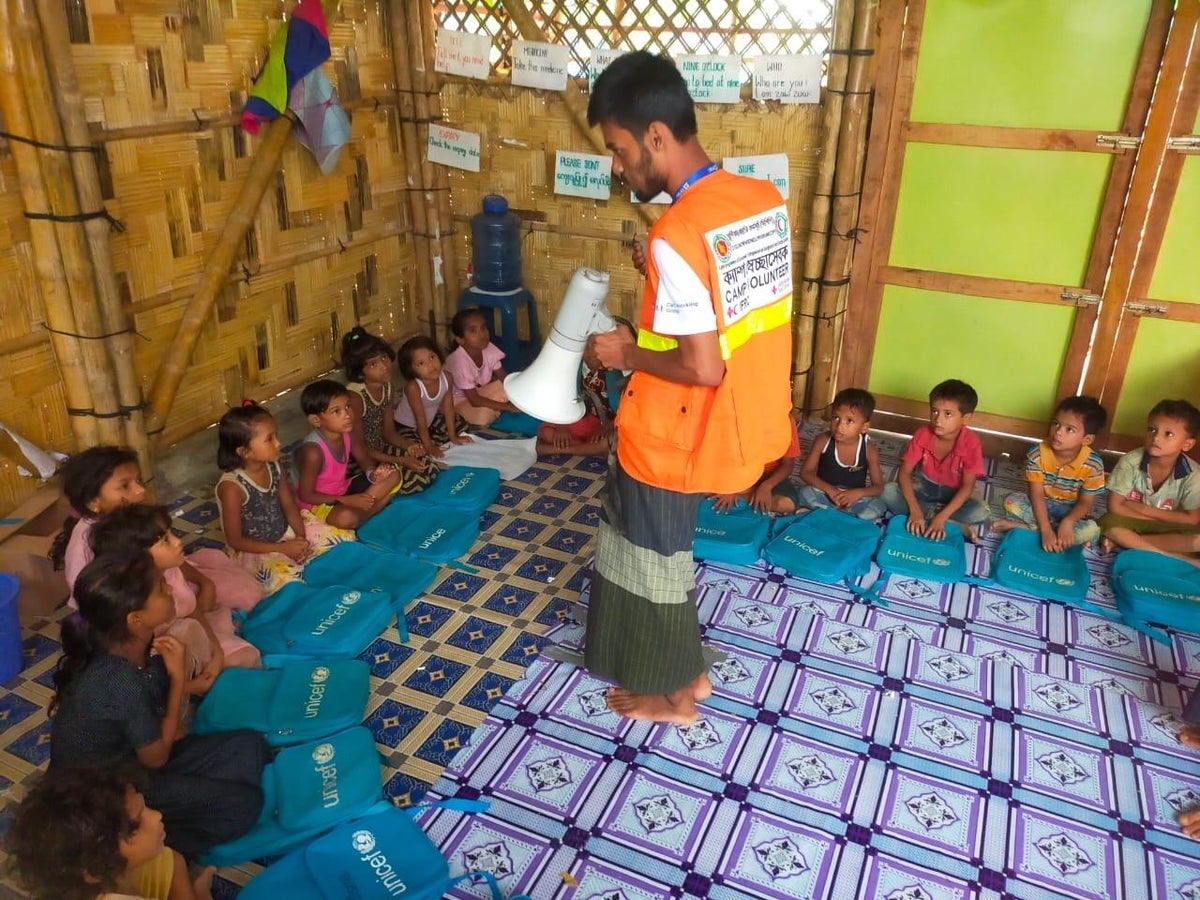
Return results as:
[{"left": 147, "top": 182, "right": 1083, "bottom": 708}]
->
[
  {"left": 0, "top": 0, "right": 423, "bottom": 514},
  {"left": 440, "top": 81, "right": 821, "bottom": 359}
]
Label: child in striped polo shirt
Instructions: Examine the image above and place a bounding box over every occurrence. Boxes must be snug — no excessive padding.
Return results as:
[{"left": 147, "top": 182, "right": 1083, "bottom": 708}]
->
[{"left": 994, "top": 395, "right": 1108, "bottom": 551}]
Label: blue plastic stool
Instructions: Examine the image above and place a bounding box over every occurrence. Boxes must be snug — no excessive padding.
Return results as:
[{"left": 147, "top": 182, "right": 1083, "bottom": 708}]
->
[
  {"left": 0, "top": 574, "right": 22, "bottom": 685},
  {"left": 457, "top": 285, "right": 540, "bottom": 370}
]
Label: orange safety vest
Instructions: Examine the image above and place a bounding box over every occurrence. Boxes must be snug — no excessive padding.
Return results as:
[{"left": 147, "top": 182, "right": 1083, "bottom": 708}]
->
[{"left": 616, "top": 169, "right": 794, "bottom": 495}]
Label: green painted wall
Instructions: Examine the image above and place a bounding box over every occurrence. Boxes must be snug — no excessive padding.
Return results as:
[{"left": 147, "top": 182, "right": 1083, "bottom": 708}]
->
[
  {"left": 869, "top": 285, "right": 1074, "bottom": 422},
  {"left": 890, "top": 145, "right": 1111, "bottom": 287},
  {"left": 910, "top": 0, "right": 1153, "bottom": 130}
]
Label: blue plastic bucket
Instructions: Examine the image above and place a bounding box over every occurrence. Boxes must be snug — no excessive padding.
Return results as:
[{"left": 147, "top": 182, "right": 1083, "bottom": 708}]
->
[{"left": 0, "top": 574, "right": 23, "bottom": 685}]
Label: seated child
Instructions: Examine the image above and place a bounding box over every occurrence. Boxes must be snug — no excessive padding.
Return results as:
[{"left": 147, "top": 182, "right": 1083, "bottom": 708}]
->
[
  {"left": 90, "top": 504, "right": 261, "bottom": 677},
  {"left": 713, "top": 411, "right": 802, "bottom": 514},
  {"left": 1100, "top": 398, "right": 1200, "bottom": 560},
  {"left": 537, "top": 316, "right": 636, "bottom": 458},
  {"left": 51, "top": 446, "right": 261, "bottom": 612},
  {"left": 994, "top": 395, "right": 1107, "bottom": 551},
  {"left": 882, "top": 378, "right": 989, "bottom": 540},
  {"left": 6, "top": 767, "right": 214, "bottom": 900},
  {"left": 395, "top": 336, "right": 471, "bottom": 458},
  {"left": 340, "top": 327, "right": 437, "bottom": 495},
  {"left": 51, "top": 553, "right": 266, "bottom": 860},
  {"left": 215, "top": 403, "right": 352, "bottom": 593},
  {"left": 444, "top": 308, "right": 520, "bottom": 427},
  {"left": 797, "top": 388, "right": 886, "bottom": 520},
  {"left": 295, "top": 379, "right": 401, "bottom": 529}
]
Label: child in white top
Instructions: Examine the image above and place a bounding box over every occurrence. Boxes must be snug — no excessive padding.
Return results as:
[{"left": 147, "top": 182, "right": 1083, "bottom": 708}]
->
[
  {"left": 395, "top": 335, "right": 470, "bottom": 458},
  {"left": 444, "top": 307, "right": 520, "bottom": 426}
]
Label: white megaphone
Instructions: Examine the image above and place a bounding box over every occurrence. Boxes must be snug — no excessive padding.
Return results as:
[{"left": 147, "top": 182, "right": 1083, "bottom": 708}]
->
[{"left": 504, "top": 267, "right": 614, "bottom": 424}]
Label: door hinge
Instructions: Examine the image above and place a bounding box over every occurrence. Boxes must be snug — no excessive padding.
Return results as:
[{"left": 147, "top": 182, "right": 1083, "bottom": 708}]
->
[
  {"left": 1060, "top": 289, "right": 1101, "bottom": 308},
  {"left": 1166, "top": 135, "right": 1200, "bottom": 154},
  {"left": 1096, "top": 133, "right": 1142, "bottom": 151},
  {"left": 1125, "top": 301, "right": 1168, "bottom": 317}
]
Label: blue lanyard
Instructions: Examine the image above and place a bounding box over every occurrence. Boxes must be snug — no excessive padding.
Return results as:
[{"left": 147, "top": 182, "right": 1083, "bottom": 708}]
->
[{"left": 672, "top": 162, "right": 719, "bottom": 203}]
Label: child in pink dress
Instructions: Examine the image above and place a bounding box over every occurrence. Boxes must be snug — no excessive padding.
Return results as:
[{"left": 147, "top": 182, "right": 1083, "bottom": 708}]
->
[
  {"left": 395, "top": 336, "right": 471, "bottom": 458},
  {"left": 50, "top": 445, "right": 263, "bottom": 616},
  {"left": 89, "top": 504, "right": 262, "bottom": 680},
  {"left": 444, "top": 307, "right": 520, "bottom": 426}
]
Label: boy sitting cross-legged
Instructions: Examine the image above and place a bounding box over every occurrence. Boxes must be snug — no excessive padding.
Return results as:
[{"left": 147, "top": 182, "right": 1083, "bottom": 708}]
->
[
  {"left": 993, "top": 395, "right": 1108, "bottom": 552},
  {"left": 1100, "top": 398, "right": 1200, "bottom": 561},
  {"left": 882, "top": 378, "right": 989, "bottom": 541},
  {"left": 796, "top": 387, "right": 887, "bottom": 520}
]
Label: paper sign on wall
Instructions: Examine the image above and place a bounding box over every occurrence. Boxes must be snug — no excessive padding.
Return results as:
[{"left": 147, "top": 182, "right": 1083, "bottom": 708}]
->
[
  {"left": 554, "top": 151, "right": 612, "bottom": 200},
  {"left": 677, "top": 55, "right": 742, "bottom": 103},
  {"left": 753, "top": 55, "right": 821, "bottom": 103},
  {"left": 723, "top": 153, "right": 790, "bottom": 200},
  {"left": 428, "top": 124, "right": 481, "bottom": 172},
  {"left": 434, "top": 29, "right": 491, "bottom": 81},
  {"left": 512, "top": 40, "right": 569, "bottom": 91},
  {"left": 589, "top": 47, "right": 619, "bottom": 90}
]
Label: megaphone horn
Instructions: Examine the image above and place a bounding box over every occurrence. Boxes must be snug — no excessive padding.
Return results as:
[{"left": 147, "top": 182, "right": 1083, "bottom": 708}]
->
[{"left": 504, "top": 268, "right": 614, "bottom": 425}]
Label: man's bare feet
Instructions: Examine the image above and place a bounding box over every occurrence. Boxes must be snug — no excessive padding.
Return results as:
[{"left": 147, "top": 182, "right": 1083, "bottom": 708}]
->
[
  {"left": 1180, "top": 807, "right": 1200, "bottom": 840},
  {"left": 691, "top": 672, "right": 712, "bottom": 703},
  {"left": 1180, "top": 725, "right": 1200, "bottom": 749},
  {"left": 607, "top": 686, "right": 699, "bottom": 724}
]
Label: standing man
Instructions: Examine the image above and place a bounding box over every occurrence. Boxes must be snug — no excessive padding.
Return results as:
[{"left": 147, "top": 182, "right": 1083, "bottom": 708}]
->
[{"left": 584, "top": 51, "right": 794, "bottom": 724}]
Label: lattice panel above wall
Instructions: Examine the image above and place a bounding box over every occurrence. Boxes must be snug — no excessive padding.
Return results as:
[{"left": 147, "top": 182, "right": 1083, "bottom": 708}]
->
[{"left": 435, "top": 0, "right": 834, "bottom": 78}]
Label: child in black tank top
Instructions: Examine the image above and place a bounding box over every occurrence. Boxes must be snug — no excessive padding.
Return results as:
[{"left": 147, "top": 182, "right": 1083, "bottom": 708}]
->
[{"left": 797, "top": 388, "right": 887, "bottom": 521}]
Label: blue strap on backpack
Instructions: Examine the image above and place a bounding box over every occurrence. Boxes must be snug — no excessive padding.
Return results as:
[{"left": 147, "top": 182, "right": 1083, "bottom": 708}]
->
[
  {"left": 694, "top": 498, "right": 771, "bottom": 566},
  {"left": 201, "top": 726, "right": 386, "bottom": 867},
  {"left": 1110, "top": 549, "right": 1200, "bottom": 645},
  {"left": 237, "top": 800, "right": 533, "bottom": 900},
  {"left": 192, "top": 659, "right": 369, "bottom": 746},
  {"left": 762, "top": 507, "right": 881, "bottom": 591}
]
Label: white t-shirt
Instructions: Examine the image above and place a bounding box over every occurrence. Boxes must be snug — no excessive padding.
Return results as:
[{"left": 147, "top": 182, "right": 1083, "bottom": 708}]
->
[{"left": 649, "top": 238, "right": 718, "bottom": 336}]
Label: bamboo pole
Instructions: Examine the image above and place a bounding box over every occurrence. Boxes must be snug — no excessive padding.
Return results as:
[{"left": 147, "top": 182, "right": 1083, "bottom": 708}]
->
[
  {"left": 494, "top": 0, "right": 654, "bottom": 229},
  {"left": 796, "top": 0, "right": 855, "bottom": 412},
  {"left": 33, "top": 0, "right": 154, "bottom": 473},
  {"left": 0, "top": 0, "right": 97, "bottom": 449},
  {"left": 415, "top": 0, "right": 463, "bottom": 299},
  {"left": 401, "top": 0, "right": 451, "bottom": 331},
  {"left": 810, "top": 0, "right": 880, "bottom": 411},
  {"left": 9, "top": 0, "right": 125, "bottom": 447},
  {"left": 388, "top": 0, "right": 438, "bottom": 334},
  {"left": 148, "top": 113, "right": 296, "bottom": 437}
]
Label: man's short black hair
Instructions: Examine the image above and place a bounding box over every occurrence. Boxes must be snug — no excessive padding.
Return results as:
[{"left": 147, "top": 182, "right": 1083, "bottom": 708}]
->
[
  {"left": 832, "top": 388, "right": 875, "bottom": 420},
  {"left": 929, "top": 379, "right": 978, "bottom": 415},
  {"left": 300, "top": 379, "right": 351, "bottom": 416},
  {"left": 1149, "top": 399, "right": 1200, "bottom": 438},
  {"left": 587, "top": 51, "right": 698, "bottom": 142},
  {"left": 1054, "top": 395, "right": 1107, "bottom": 436}
]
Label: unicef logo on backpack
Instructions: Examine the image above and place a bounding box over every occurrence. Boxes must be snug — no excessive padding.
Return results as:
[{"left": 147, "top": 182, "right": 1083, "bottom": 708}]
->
[
  {"left": 351, "top": 829, "right": 376, "bottom": 854},
  {"left": 342, "top": 590, "right": 362, "bottom": 605},
  {"left": 312, "top": 742, "right": 335, "bottom": 765},
  {"left": 311, "top": 666, "right": 331, "bottom": 684}
]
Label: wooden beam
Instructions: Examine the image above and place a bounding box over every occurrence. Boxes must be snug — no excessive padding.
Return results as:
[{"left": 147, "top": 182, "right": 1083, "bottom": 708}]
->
[
  {"left": 902, "top": 121, "right": 1119, "bottom": 153},
  {"left": 879, "top": 265, "right": 1076, "bottom": 306}
]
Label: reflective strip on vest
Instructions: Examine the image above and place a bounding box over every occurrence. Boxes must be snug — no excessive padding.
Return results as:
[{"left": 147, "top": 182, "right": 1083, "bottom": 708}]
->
[
  {"left": 636, "top": 292, "right": 792, "bottom": 358},
  {"left": 718, "top": 293, "right": 792, "bottom": 359}
]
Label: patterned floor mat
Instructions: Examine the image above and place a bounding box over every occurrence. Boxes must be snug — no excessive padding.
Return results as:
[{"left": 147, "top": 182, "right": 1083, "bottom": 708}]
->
[{"left": 2, "top": 422, "right": 1199, "bottom": 899}]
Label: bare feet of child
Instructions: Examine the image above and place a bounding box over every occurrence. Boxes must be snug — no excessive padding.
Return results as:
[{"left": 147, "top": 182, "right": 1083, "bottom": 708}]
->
[
  {"left": 990, "top": 519, "right": 1018, "bottom": 535},
  {"left": 964, "top": 524, "right": 980, "bottom": 544},
  {"left": 1100, "top": 537, "right": 1116, "bottom": 555}
]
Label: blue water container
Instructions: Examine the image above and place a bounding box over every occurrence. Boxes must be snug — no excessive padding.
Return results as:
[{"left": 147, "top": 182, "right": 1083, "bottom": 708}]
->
[
  {"left": 0, "top": 574, "right": 22, "bottom": 685},
  {"left": 470, "top": 194, "right": 523, "bottom": 292}
]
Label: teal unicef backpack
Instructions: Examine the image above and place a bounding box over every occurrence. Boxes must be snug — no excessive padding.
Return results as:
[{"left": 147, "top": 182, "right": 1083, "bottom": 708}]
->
[
  {"left": 1111, "top": 549, "right": 1200, "bottom": 644},
  {"left": 984, "top": 528, "right": 1090, "bottom": 604},
  {"left": 874, "top": 515, "right": 968, "bottom": 582},
  {"left": 762, "top": 508, "right": 881, "bottom": 586},
  {"left": 693, "top": 498, "right": 771, "bottom": 566},
  {"left": 238, "top": 802, "right": 531, "bottom": 900}
]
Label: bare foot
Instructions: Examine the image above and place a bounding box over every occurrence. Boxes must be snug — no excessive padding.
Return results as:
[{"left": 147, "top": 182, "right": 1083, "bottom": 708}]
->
[
  {"left": 1100, "top": 537, "right": 1115, "bottom": 555},
  {"left": 1180, "top": 807, "right": 1200, "bottom": 841},
  {"left": 691, "top": 672, "right": 712, "bottom": 703},
  {"left": 990, "top": 519, "right": 1018, "bottom": 534},
  {"left": 963, "top": 524, "right": 980, "bottom": 544},
  {"left": 1180, "top": 725, "right": 1200, "bottom": 749},
  {"left": 607, "top": 687, "right": 699, "bottom": 724}
]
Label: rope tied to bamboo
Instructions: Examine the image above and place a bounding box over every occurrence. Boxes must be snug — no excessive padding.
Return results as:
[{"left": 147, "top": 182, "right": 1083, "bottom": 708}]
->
[
  {"left": 43, "top": 323, "right": 148, "bottom": 341},
  {"left": 25, "top": 208, "right": 125, "bottom": 232},
  {"left": 66, "top": 400, "right": 149, "bottom": 419},
  {"left": 0, "top": 129, "right": 98, "bottom": 153}
]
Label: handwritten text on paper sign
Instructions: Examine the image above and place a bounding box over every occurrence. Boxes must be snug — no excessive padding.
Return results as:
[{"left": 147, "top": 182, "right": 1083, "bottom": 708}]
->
[
  {"left": 428, "top": 124, "right": 481, "bottom": 173},
  {"left": 434, "top": 29, "right": 491, "bottom": 81},
  {"left": 752, "top": 55, "right": 821, "bottom": 103},
  {"left": 511, "top": 40, "right": 570, "bottom": 91},
  {"left": 554, "top": 151, "right": 612, "bottom": 200}
]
